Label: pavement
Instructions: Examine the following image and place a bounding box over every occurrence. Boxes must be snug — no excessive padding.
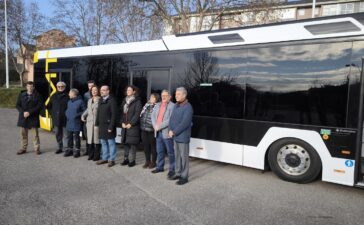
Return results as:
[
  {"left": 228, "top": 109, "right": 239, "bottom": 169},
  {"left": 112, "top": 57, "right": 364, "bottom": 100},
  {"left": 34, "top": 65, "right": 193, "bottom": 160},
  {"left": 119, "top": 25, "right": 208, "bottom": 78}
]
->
[{"left": 0, "top": 108, "right": 364, "bottom": 225}]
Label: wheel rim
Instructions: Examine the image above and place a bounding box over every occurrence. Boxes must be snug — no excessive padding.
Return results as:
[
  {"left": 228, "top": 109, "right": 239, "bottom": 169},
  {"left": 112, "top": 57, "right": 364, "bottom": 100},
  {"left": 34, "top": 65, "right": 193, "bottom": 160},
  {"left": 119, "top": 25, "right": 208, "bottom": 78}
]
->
[{"left": 276, "top": 144, "right": 311, "bottom": 176}]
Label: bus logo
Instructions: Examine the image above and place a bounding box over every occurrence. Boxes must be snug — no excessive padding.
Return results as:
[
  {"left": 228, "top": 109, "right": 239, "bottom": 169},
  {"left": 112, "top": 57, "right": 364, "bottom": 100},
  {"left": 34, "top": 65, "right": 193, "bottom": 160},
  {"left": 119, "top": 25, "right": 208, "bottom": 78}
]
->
[{"left": 345, "top": 160, "right": 354, "bottom": 167}]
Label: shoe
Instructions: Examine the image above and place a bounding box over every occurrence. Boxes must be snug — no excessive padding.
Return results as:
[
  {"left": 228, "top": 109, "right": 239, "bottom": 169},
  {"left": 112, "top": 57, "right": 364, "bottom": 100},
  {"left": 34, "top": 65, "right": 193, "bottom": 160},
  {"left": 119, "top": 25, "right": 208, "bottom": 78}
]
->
[
  {"left": 73, "top": 150, "right": 80, "bottom": 158},
  {"left": 128, "top": 161, "right": 136, "bottom": 167},
  {"left": 169, "top": 175, "right": 181, "bottom": 181},
  {"left": 149, "top": 162, "right": 156, "bottom": 169},
  {"left": 120, "top": 159, "right": 129, "bottom": 166},
  {"left": 176, "top": 178, "right": 188, "bottom": 185},
  {"left": 35, "top": 150, "right": 41, "bottom": 155},
  {"left": 17, "top": 149, "right": 26, "bottom": 155},
  {"left": 108, "top": 161, "right": 115, "bottom": 167},
  {"left": 55, "top": 149, "right": 63, "bottom": 154},
  {"left": 151, "top": 169, "right": 164, "bottom": 173},
  {"left": 96, "top": 160, "right": 108, "bottom": 165},
  {"left": 64, "top": 150, "right": 73, "bottom": 157},
  {"left": 143, "top": 161, "right": 150, "bottom": 169},
  {"left": 167, "top": 171, "right": 175, "bottom": 179}
]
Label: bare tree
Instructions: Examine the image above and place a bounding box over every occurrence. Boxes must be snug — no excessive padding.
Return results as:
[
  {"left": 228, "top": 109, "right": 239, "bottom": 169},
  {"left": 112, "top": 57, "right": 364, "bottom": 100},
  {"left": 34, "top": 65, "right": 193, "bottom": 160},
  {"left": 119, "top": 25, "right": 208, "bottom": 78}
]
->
[
  {"left": 51, "top": 0, "right": 116, "bottom": 46},
  {"left": 0, "top": 0, "right": 47, "bottom": 86},
  {"left": 104, "top": 0, "right": 162, "bottom": 42}
]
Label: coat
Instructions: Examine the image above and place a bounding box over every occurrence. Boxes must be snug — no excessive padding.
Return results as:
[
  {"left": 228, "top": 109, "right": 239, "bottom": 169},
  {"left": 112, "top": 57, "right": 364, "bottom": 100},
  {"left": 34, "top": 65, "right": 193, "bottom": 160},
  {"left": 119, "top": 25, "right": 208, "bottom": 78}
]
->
[
  {"left": 169, "top": 101, "right": 193, "bottom": 143},
  {"left": 95, "top": 96, "right": 117, "bottom": 139},
  {"left": 140, "top": 103, "right": 156, "bottom": 132},
  {"left": 151, "top": 101, "right": 175, "bottom": 139},
  {"left": 16, "top": 90, "right": 43, "bottom": 128},
  {"left": 120, "top": 96, "right": 142, "bottom": 145},
  {"left": 47, "top": 91, "right": 69, "bottom": 127},
  {"left": 81, "top": 97, "right": 100, "bottom": 144},
  {"left": 65, "top": 95, "right": 86, "bottom": 131}
]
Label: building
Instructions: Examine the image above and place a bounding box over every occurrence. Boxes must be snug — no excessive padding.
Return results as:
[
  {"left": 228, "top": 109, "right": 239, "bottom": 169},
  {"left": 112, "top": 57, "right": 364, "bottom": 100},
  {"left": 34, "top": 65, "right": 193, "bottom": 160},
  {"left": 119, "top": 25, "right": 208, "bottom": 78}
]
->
[{"left": 163, "top": 0, "right": 364, "bottom": 35}]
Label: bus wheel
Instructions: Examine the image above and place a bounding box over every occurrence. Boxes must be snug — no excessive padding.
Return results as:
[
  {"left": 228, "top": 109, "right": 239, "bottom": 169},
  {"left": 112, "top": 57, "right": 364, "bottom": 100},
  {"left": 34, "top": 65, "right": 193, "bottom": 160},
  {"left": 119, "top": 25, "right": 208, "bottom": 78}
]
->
[{"left": 268, "top": 138, "right": 322, "bottom": 183}]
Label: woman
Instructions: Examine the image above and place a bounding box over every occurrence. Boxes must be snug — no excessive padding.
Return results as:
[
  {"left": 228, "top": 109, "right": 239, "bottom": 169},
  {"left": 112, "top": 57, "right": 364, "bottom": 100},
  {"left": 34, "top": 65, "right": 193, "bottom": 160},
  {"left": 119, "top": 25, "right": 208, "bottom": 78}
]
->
[
  {"left": 140, "top": 93, "right": 159, "bottom": 169},
  {"left": 120, "top": 85, "right": 142, "bottom": 167},
  {"left": 81, "top": 85, "right": 101, "bottom": 161}
]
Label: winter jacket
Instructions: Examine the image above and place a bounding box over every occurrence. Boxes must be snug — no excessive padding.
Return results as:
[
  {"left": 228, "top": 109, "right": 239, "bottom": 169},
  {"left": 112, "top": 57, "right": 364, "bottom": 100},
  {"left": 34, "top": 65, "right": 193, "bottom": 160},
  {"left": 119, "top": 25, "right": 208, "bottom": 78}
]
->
[
  {"left": 169, "top": 101, "right": 193, "bottom": 143},
  {"left": 65, "top": 95, "right": 86, "bottom": 131},
  {"left": 120, "top": 96, "right": 142, "bottom": 145},
  {"left": 151, "top": 101, "right": 175, "bottom": 139},
  {"left": 81, "top": 96, "right": 100, "bottom": 144},
  {"left": 16, "top": 90, "right": 43, "bottom": 129},
  {"left": 140, "top": 103, "right": 156, "bottom": 132},
  {"left": 95, "top": 96, "right": 117, "bottom": 139},
  {"left": 47, "top": 91, "right": 69, "bottom": 127}
]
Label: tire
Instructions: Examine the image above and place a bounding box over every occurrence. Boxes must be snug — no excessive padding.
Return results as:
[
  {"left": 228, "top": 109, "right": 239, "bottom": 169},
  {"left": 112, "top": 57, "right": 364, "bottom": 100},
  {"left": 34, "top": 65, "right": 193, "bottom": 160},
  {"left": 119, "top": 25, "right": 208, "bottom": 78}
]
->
[{"left": 268, "top": 138, "right": 322, "bottom": 184}]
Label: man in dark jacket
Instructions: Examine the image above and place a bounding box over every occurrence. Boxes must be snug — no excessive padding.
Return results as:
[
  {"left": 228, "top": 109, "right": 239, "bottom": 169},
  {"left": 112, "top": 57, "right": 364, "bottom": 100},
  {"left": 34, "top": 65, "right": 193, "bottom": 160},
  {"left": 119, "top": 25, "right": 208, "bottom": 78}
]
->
[
  {"left": 64, "top": 89, "right": 86, "bottom": 158},
  {"left": 47, "top": 81, "right": 69, "bottom": 154},
  {"left": 169, "top": 87, "right": 193, "bottom": 185},
  {"left": 95, "top": 85, "right": 117, "bottom": 167},
  {"left": 16, "top": 81, "right": 43, "bottom": 155}
]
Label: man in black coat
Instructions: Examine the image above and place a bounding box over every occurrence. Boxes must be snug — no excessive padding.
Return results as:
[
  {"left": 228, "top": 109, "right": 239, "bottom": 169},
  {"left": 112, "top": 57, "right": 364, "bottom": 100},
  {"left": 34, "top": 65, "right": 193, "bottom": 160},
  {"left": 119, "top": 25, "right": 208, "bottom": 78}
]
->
[
  {"left": 47, "top": 81, "right": 69, "bottom": 154},
  {"left": 16, "top": 81, "right": 43, "bottom": 155},
  {"left": 95, "top": 85, "right": 117, "bottom": 167}
]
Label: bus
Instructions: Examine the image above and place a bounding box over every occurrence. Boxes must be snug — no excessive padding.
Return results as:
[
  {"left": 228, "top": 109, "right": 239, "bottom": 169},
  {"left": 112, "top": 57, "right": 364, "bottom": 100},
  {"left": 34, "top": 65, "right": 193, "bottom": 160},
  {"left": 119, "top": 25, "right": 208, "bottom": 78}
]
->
[{"left": 34, "top": 13, "right": 364, "bottom": 187}]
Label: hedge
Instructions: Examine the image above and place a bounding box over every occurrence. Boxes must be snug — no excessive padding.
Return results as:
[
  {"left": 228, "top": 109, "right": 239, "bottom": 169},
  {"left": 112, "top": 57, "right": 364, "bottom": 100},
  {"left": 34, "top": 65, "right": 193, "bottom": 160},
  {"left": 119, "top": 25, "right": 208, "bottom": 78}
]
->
[{"left": 0, "top": 87, "right": 23, "bottom": 108}]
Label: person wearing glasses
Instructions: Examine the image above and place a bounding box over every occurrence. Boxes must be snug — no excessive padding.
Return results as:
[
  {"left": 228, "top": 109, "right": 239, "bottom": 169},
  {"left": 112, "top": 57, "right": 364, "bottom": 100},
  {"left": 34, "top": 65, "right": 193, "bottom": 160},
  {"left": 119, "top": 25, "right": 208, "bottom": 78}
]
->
[{"left": 47, "top": 81, "right": 69, "bottom": 154}]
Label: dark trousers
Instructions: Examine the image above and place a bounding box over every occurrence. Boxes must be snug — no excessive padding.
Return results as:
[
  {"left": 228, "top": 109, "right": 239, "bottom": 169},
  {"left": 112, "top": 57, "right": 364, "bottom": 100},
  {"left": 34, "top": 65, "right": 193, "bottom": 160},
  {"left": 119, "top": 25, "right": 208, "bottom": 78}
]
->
[
  {"left": 141, "top": 130, "right": 156, "bottom": 163},
  {"left": 67, "top": 131, "right": 80, "bottom": 150},
  {"left": 54, "top": 126, "right": 67, "bottom": 150},
  {"left": 87, "top": 143, "right": 101, "bottom": 160}
]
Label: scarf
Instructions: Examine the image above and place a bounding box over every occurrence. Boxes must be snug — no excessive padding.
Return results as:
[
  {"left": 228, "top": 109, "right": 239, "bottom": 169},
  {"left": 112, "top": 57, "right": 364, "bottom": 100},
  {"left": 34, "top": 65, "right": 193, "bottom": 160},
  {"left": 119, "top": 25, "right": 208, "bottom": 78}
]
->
[
  {"left": 140, "top": 102, "right": 155, "bottom": 117},
  {"left": 123, "top": 96, "right": 135, "bottom": 114}
]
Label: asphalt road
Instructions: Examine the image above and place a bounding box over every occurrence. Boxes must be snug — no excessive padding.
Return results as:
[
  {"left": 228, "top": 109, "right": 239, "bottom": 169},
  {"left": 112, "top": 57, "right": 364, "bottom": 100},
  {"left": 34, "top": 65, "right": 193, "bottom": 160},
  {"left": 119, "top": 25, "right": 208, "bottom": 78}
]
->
[{"left": 0, "top": 108, "right": 363, "bottom": 225}]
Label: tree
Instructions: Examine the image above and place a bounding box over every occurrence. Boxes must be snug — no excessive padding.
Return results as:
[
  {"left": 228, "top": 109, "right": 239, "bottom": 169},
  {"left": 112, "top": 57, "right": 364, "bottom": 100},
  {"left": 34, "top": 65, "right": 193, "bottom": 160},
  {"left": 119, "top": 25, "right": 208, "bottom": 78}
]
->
[
  {"left": 104, "top": 0, "right": 163, "bottom": 42},
  {"left": 0, "top": 0, "right": 47, "bottom": 86},
  {"left": 144, "top": 0, "right": 284, "bottom": 35}
]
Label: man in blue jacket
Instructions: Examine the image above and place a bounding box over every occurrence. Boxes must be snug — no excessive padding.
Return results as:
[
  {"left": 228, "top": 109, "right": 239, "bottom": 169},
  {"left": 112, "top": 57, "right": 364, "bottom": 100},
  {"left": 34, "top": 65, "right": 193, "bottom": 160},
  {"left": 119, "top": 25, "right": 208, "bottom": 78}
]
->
[{"left": 168, "top": 87, "right": 193, "bottom": 185}]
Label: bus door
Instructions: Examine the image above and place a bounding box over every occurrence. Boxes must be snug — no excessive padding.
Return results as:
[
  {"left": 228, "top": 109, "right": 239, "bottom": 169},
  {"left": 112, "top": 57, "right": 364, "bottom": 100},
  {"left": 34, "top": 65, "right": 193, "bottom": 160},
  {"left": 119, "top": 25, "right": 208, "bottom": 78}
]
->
[
  {"left": 130, "top": 68, "right": 172, "bottom": 104},
  {"left": 40, "top": 69, "right": 73, "bottom": 131}
]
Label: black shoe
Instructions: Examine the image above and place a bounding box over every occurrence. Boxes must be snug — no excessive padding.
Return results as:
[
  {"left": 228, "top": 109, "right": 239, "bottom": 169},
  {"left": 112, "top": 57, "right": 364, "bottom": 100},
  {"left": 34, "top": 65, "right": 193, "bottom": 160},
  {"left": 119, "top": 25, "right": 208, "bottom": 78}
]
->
[
  {"left": 64, "top": 150, "right": 73, "bottom": 157},
  {"left": 169, "top": 175, "right": 181, "bottom": 181},
  {"left": 151, "top": 169, "right": 164, "bottom": 173},
  {"left": 121, "top": 159, "right": 129, "bottom": 166},
  {"left": 55, "top": 149, "right": 63, "bottom": 154},
  {"left": 73, "top": 150, "right": 80, "bottom": 158},
  {"left": 176, "top": 178, "right": 188, "bottom": 185},
  {"left": 167, "top": 171, "right": 175, "bottom": 179},
  {"left": 128, "top": 161, "right": 136, "bottom": 167}
]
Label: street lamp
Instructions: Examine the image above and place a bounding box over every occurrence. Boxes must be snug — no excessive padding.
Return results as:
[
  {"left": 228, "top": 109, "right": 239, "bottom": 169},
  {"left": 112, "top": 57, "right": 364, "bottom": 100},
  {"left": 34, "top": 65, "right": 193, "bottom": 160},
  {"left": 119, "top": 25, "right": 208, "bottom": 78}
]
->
[
  {"left": 4, "top": 0, "right": 9, "bottom": 88},
  {"left": 312, "top": 0, "right": 316, "bottom": 18}
]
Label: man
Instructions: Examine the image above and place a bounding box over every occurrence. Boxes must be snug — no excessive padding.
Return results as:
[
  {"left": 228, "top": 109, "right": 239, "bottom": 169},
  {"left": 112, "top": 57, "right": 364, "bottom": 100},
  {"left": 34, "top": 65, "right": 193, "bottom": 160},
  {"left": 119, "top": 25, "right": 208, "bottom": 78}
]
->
[
  {"left": 48, "top": 81, "right": 69, "bottom": 154},
  {"left": 64, "top": 89, "right": 85, "bottom": 158},
  {"left": 16, "top": 81, "right": 43, "bottom": 155},
  {"left": 168, "top": 87, "right": 193, "bottom": 185},
  {"left": 95, "top": 85, "right": 117, "bottom": 167},
  {"left": 82, "top": 80, "right": 95, "bottom": 156},
  {"left": 151, "top": 89, "right": 175, "bottom": 179}
]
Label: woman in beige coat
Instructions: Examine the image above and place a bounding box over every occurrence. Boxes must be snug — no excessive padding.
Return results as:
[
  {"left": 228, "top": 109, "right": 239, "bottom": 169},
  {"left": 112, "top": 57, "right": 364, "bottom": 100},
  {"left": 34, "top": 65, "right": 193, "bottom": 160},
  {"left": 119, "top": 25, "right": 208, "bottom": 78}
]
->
[{"left": 81, "top": 85, "right": 101, "bottom": 161}]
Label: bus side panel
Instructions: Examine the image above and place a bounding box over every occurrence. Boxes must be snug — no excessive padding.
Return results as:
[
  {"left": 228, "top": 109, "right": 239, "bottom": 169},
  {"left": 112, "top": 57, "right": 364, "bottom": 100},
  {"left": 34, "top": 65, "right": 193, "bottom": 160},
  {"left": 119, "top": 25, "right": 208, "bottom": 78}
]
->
[{"left": 243, "top": 127, "right": 355, "bottom": 186}]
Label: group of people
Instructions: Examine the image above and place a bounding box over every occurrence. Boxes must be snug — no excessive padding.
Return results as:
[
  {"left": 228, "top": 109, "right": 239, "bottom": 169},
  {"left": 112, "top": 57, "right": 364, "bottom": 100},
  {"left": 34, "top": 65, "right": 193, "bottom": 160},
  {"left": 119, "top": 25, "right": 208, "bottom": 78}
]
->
[{"left": 16, "top": 80, "right": 193, "bottom": 185}]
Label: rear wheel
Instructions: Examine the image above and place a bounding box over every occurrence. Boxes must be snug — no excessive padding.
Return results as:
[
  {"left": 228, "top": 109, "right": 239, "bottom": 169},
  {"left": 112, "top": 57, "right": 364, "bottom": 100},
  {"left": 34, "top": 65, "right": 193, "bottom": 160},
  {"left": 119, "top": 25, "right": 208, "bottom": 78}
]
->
[{"left": 268, "top": 138, "right": 322, "bottom": 183}]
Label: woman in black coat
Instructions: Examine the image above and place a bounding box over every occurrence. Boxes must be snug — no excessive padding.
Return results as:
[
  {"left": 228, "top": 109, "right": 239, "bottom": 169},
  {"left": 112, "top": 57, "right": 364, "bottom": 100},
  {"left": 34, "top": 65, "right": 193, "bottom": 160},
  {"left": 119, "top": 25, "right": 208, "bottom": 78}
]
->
[{"left": 120, "top": 85, "right": 142, "bottom": 167}]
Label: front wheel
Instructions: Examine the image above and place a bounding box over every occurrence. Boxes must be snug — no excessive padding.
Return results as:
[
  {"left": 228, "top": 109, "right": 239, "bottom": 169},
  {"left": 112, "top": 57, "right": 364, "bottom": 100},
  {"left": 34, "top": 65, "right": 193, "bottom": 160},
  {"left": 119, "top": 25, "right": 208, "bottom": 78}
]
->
[{"left": 268, "top": 138, "right": 322, "bottom": 183}]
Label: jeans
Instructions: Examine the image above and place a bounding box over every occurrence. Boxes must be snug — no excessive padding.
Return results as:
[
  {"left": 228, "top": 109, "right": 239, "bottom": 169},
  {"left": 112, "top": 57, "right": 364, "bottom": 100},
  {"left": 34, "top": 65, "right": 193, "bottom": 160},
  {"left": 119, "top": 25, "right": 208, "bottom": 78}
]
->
[
  {"left": 54, "top": 126, "right": 67, "bottom": 150},
  {"left": 156, "top": 132, "right": 175, "bottom": 172},
  {"left": 100, "top": 139, "right": 117, "bottom": 161},
  {"left": 67, "top": 131, "right": 80, "bottom": 150}
]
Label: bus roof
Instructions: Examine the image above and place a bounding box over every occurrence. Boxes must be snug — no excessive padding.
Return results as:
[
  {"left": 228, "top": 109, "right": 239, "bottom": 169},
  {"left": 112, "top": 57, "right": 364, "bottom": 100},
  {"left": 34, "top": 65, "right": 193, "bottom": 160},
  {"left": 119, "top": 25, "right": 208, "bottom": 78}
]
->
[{"left": 37, "top": 13, "right": 364, "bottom": 60}]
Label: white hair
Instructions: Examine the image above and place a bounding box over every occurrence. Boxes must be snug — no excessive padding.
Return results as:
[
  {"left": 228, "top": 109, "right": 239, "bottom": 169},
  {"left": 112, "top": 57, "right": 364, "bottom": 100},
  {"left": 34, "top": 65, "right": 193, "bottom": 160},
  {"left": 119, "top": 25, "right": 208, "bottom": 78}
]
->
[
  {"left": 70, "top": 88, "right": 79, "bottom": 96},
  {"left": 56, "top": 81, "right": 66, "bottom": 87},
  {"left": 176, "top": 87, "right": 187, "bottom": 96}
]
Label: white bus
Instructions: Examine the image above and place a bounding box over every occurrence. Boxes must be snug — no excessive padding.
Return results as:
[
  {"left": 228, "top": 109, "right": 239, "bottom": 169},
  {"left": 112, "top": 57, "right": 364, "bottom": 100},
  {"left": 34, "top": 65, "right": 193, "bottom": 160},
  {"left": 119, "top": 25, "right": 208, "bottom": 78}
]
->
[{"left": 34, "top": 13, "right": 364, "bottom": 187}]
